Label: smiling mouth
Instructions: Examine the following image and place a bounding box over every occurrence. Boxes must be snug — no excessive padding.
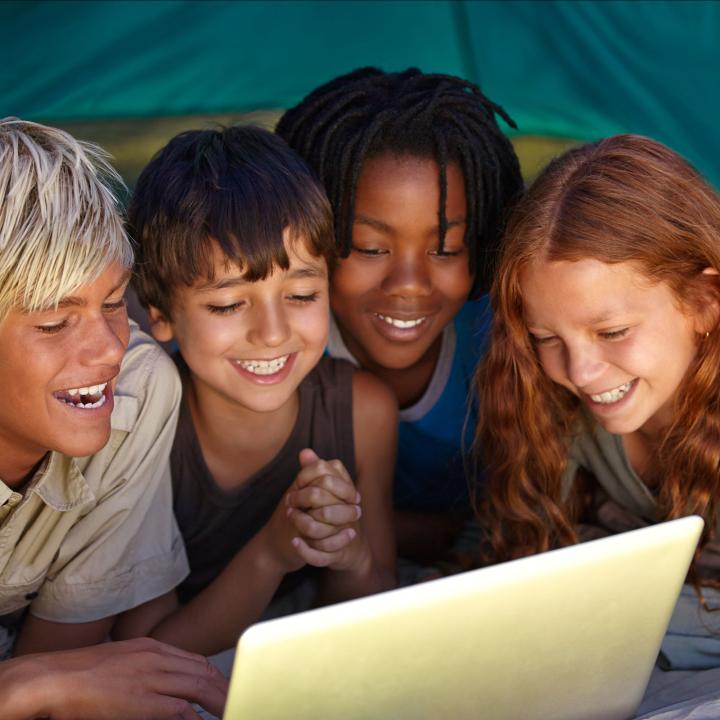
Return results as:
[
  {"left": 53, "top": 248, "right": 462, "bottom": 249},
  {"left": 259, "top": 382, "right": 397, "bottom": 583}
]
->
[
  {"left": 374, "top": 313, "right": 427, "bottom": 329},
  {"left": 54, "top": 382, "right": 108, "bottom": 409},
  {"left": 234, "top": 354, "right": 290, "bottom": 376},
  {"left": 589, "top": 380, "right": 636, "bottom": 405}
]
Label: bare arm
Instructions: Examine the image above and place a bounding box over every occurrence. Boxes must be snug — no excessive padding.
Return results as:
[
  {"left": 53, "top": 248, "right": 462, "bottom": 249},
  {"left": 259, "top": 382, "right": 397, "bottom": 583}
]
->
[
  {"left": 1, "top": 638, "right": 227, "bottom": 720},
  {"left": 316, "top": 370, "right": 397, "bottom": 603},
  {"left": 146, "top": 531, "right": 286, "bottom": 655},
  {"left": 116, "top": 375, "right": 397, "bottom": 651},
  {"left": 115, "top": 496, "right": 310, "bottom": 656},
  {"left": 14, "top": 614, "right": 115, "bottom": 655}
]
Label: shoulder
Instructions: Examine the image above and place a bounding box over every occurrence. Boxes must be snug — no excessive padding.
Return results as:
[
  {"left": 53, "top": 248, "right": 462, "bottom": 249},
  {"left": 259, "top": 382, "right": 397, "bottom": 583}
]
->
[
  {"left": 451, "top": 297, "right": 493, "bottom": 369},
  {"left": 352, "top": 370, "right": 398, "bottom": 438},
  {"left": 455, "top": 295, "right": 492, "bottom": 330},
  {"left": 455, "top": 296, "right": 492, "bottom": 336},
  {"left": 563, "top": 416, "right": 624, "bottom": 490},
  {"left": 303, "top": 354, "right": 355, "bottom": 392},
  {"left": 109, "top": 321, "right": 181, "bottom": 440},
  {"left": 115, "top": 323, "right": 180, "bottom": 411}
]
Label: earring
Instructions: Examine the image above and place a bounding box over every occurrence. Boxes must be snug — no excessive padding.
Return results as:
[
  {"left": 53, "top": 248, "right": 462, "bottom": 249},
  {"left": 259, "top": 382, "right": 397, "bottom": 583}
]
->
[{"left": 705, "top": 331, "right": 711, "bottom": 340}]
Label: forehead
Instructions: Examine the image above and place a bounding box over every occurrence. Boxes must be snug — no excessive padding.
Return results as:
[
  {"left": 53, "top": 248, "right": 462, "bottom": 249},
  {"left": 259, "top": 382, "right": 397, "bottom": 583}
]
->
[
  {"left": 354, "top": 154, "right": 466, "bottom": 220},
  {"left": 29, "top": 261, "right": 130, "bottom": 309},
  {"left": 520, "top": 258, "right": 669, "bottom": 326},
  {"left": 195, "top": 233, "right": 327, "bottom": 287}
]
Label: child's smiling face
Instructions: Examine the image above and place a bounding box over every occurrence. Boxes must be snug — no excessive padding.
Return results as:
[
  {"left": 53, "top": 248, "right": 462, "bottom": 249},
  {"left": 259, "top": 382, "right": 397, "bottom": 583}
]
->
[
  {"left": 0, "top": 260, "right": 130, "bottom": 483},
  {"left": 521, "top": 257, "right": 704, "bottom": 439},
  {"left": 330, "top": 153, "right": 473, "bottom": 373},
  {"left": 153, "top": 232, "right": 329, "bottom": 416}
]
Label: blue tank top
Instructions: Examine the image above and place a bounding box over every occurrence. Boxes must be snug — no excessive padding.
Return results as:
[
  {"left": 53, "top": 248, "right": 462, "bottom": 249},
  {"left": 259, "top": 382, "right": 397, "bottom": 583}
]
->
[{"left": 327, "top": 298, "right": 491, "bottom": 512}]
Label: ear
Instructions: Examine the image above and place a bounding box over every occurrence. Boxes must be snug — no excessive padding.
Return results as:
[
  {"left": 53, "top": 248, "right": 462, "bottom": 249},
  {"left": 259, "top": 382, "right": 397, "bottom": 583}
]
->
[
  {"left": 695, "top": 267, "right": 720, "bottom": 335},
  {"left": 147, "top": 305, "right": 175, "bottom": 343}
]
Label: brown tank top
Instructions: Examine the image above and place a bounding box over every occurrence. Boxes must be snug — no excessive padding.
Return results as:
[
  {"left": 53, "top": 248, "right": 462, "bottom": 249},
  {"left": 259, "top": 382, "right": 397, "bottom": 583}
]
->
[{"left": 171, "top": 355, "right": 356, "bottom": 602}]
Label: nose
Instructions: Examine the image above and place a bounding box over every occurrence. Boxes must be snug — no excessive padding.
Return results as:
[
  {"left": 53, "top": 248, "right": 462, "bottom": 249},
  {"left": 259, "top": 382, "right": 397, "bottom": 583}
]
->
[
  {"left": 78, "top": 312, "right": 128, "bottom": 369},
  {"left": 565, "top": 340, "right": 607, "bottom": 389},
  {"left": 380, "top": 250, "right": 432, "bottom": 298},
  {"left": 247, "top": 299, "right": 291, "bottom": 348}
]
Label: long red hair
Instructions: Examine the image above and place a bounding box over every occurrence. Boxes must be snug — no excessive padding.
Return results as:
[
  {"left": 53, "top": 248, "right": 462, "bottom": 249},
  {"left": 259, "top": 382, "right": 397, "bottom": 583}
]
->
[{"left": 476, "top": 135, "right": 720, "bottom": 567}]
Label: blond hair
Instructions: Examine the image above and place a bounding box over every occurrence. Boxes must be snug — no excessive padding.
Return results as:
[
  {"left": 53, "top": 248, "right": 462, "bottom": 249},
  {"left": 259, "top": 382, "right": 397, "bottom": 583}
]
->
[{"left": 0, "top": 117, "right": 132, "bottom": 323}]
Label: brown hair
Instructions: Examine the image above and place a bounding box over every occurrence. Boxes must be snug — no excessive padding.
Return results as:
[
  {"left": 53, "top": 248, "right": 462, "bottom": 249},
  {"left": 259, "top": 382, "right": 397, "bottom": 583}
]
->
[
  {"left": 475, "top": 134, "right": 720, "bottom": 568},
  {"left": 129, "top": 125, "right": 334, "bottom": 319}
]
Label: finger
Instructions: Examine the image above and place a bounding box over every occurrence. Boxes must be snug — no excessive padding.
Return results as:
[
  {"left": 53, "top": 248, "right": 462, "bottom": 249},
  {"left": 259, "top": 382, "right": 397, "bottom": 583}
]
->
[
  {"left": 294, "top": 459, "right": 340, "bottom": 489},
  {"left": 178, "top": 700, "right": 204, "bottom": 720},
  {"left": 117, "top": 695, "right": 202, "bottom": 720},
  {"left": 291, "top": 536, "right": 349, "bottom": 568},
  {"left": 328, "top": 458, "right": 355, "bottom": 487},
  {"left": 308, "top": 503, "right": 361, "bottom": 525},
  {"left": 288, "top": 507, "right": 338, "bottom": 539},
  {"left": 152, "top": 665, "right": 228, "bottom": 718},
  {"left": 289, "top": 484, "right": 343, "bottom": 510},
  {"left": 298, "top": 447, "right": 320, "bottom": 468},
  {"left": 308, "top": 471, "right": 359, "bottom": 504},
  {"left": 306, "top": 528, "right": 357, "bottom": 553},
  {"left": 116, "top": 637, "right": 211, "bottom": 668}
]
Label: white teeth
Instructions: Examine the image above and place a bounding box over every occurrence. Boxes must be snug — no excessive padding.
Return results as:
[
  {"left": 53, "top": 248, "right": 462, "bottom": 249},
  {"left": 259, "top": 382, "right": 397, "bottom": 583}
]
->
[
  {"left": 66, "top": 382, "right": 107, "bottom": 397},
  {"left": 61, "top": 382, "right": 107, "bottom": 407},
  {"left": 376, "top": 314, "right": 426, "bottom": 329},
  {"left": 59, "top": 393, "right": 107, "bottom": 410},
  {"left": 236, "top": 355, "right": 289, "bottom": 376},
  {"left": 591, "top": 380, "right": 634, "bottom": 404}
]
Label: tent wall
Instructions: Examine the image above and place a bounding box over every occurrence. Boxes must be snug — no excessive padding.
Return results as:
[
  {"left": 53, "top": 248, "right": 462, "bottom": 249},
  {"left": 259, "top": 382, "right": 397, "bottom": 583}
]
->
[{"left": 2, "top": 0, "right": 719, "bottom": 184}]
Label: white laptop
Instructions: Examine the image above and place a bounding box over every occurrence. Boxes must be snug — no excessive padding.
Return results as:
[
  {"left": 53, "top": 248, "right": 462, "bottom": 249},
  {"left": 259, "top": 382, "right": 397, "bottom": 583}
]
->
[{"left": 224, "top": 516, "right": 703, "bottom": 720}]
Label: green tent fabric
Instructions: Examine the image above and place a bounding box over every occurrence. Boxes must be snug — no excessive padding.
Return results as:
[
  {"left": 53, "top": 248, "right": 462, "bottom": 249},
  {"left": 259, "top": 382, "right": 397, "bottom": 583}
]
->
[
  {"left": 1, "top": 1, "right": 467, "bottom": 119},
  {"left": 464, "top": 1, "right": 720, "bottom": 184},
  {"left": 2, "top": 0, "right": 719, "bottom": 184}
]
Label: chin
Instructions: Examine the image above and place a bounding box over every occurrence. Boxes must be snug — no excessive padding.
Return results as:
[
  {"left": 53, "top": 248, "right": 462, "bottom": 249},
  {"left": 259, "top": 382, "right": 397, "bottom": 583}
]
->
[
  {"left": 58, "top": 428, "right": 112, "bottom": 458},
  {"left": 372, "top": 345, "right": 429, "bottom": 370},
  {"left": 595, "top": 417, "right": 642, "bottom": 436}
]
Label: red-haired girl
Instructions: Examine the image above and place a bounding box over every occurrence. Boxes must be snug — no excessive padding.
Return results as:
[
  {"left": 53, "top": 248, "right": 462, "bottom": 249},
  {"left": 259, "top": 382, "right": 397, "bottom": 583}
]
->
[{"left": 477, "top": 134, "right": 720, "bottom": 672}]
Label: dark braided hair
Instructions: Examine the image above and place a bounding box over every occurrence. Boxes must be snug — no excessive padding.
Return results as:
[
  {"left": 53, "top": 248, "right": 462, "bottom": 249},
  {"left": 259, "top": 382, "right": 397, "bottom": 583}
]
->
[{"left": 276, "top": 67, "right": 523, "bottom": 297}]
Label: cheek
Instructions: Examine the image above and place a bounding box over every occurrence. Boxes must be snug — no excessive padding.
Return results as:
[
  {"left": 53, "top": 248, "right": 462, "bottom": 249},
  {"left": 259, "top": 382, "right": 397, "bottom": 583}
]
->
[
  {"left": 536, "top": 347, "right": 568, "bottom": 386},
  {"left": 294, "top": 304, "right": 330, "bottom": 346},
  {"left": 112, "top": 309, "right": 131, "bottom": 350},
  {"left": 331, "top": 257, "right": 380, "bottom": 299},
  {"left": 434, "top": 262, "right": 473, "bottom": 303},
  {"left": 537, "top": 353, "right": 557, "bottom": 380},
  {"left": 176, "top": 313, "right": 234, "bottom": 355}
]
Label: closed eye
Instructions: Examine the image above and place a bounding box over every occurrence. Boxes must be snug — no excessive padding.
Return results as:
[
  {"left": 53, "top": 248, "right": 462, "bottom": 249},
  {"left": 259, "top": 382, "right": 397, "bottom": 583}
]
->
[
  {"left": 102, "top": 299, "right": 127, "bottom": 313},
  {"left": 351, "top": 245, "right": 388, "bottom": 257},
  {"left": 36, "top": 320, "right": 68, "bottom": 335},
  {"left": 599, "top": 328, "right": 629, "bottom": 340},
  {"left": 207, "top": 302, "right": 245, "bottom": 315},
  {"left": 288, "top": 292, "right": 320, "bottom": 304},
  {"left": 429, "top": 248, "right": 465, "bottom": 257},
  {"left": 530, "top": 333, "right": 559, "bottom": 346}
]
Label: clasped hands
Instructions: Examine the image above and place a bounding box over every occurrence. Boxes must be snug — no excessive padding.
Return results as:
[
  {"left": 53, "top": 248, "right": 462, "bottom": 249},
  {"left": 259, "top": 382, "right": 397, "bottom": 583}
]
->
[{"left": 265, "top": 448, "right": 368, "bottom": 575}]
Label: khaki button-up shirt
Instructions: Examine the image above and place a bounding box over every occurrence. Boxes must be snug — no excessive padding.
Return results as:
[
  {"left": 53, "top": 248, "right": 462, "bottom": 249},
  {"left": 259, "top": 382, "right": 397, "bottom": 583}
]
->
[{"left": 0, "top": 323, "right": 189, "bottom": 657}]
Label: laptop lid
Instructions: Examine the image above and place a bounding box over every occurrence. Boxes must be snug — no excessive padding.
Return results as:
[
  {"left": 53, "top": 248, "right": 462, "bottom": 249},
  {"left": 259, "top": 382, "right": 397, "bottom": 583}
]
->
[{"left": 224, "top": 516, "right": 703, "bottom": 720}]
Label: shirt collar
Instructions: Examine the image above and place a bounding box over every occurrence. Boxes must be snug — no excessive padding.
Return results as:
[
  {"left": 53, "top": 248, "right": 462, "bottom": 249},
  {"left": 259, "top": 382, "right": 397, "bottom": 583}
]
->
[{"left": 32, "top": 451, "right": 96, "bottom": 511}]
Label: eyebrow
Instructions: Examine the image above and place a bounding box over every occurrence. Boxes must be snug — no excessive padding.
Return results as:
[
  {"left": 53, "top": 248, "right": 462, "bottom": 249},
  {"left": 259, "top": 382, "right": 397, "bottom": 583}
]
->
[
  {"left": 526, "top": 310, "right": 630, "bottom": 331},
  {"left": 38, "top": 269, "right": 133, "bottom": 311},
  {"left": 354, "top": 213, "right": 466, "bottom": 233},
  {"left": 197, "top": 264, "right": 327, "bottom": 292}
]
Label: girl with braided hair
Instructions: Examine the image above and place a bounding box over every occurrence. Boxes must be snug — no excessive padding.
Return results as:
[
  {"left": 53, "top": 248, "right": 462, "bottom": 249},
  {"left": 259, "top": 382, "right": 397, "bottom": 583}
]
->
[
  {"left": 476, "top": 134, "right": 720, "bottom": 671},
  {"left": 277, "top": 67, "right": 523, "bottom": 565}
]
